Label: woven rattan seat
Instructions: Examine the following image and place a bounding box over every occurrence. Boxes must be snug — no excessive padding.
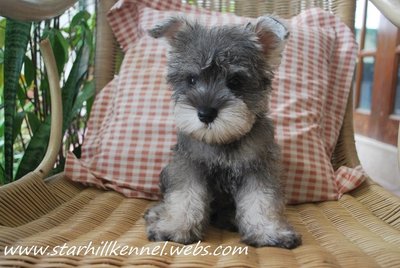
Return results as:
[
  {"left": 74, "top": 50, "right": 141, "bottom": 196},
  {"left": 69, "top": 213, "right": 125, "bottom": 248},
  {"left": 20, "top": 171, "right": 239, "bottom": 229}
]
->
[
  {"left": 1, "top": 173, "right": 400, "bottom": 267},
  {"left": 1, "top": 0, "right": 400, "bottom": 267}
]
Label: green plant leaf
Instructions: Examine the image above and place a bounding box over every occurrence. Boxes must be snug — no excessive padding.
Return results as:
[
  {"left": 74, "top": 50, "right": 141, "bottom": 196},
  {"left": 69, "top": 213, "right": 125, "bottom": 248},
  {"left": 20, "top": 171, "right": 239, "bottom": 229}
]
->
[
  {"left": 23, "top": 55, "right": 35, "bottom": 88},
  {"left": 39, "top": 75, "right": 50, "bottom": 102},
  {"left": 13, "top": 111, "right": 25, "bottom": 144},
  {"left": 54, "top": 30, "right": 69, "bottom": 74},
  {"left": 70, "top": 79, "right": 95, "bottom": 119},
  {"left": 43, "top": 29, "right": 69, "bottom": 76},
  {"left": 15, "top": 116, "right": 50, "bottom": 179},
  {"left": 0, "top": 109, "right": 4, "bottom": 153},
  {"left": 0, "top": 163, "right": 5, "bottom": 185},
  {"left": 62, "top": 42, "right": 90, "bottom": 133},
  {"left": 85, "top": 95, "right": 95, "bottom": 120},
  {"left": 0, "top": 49, "right": 4, "bottom": 91},
  {"left": 68, "top": 11, "right": 93, "bottom": 50},
  {"left": 3, "top": 19, "right": 31, "bottom": 183},
  {"left": 0, "top": 19, "right": 6, "bottom": 48},
  {"left": 41, "top": 27, "right": 54, "bottom": 44},
  {"left": 70, "top": 10, "right": 90, "bottom": 30},
  {"left": 27, "top": 112, "right": 40, "bottom": 134},
  {"left": 81, "top": 22, "right": 93, "bottom": 51},
  {"left": 17, "top": 83, "right": 26, "bottom": 108}
]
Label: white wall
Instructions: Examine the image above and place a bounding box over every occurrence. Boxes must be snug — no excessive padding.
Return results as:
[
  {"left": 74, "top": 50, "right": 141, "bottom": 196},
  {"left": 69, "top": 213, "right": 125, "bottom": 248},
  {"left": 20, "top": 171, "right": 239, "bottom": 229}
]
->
[{"left": 355, "top": 134, "right": 400, "bottom": 196}]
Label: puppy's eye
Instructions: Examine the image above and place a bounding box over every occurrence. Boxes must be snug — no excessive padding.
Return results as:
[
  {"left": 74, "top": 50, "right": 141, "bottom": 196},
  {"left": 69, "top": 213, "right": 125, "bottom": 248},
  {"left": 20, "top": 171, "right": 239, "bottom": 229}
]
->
[
  {"left": 227, "top": 75, "right": 242, "bottom": 90},
  {"left": 187, "top": 75, "right": 197, "bottom": 86}
]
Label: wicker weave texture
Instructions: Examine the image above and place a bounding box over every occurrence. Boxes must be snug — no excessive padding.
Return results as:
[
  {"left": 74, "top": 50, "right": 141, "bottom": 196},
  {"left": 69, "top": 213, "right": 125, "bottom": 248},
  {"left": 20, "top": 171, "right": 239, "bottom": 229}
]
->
[
  {"left": 1, "top": 174, "right": 400, "bottom": 267},
  {"left": 182, "top": 0, "right": 355, "bottom": 28}
]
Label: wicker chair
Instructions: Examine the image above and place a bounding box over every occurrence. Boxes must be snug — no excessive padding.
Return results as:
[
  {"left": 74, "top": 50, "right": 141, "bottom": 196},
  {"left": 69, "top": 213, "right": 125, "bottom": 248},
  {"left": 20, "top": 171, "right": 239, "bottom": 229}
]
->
[{"left": 1, "top": 0, "right": 400, "bottom": 267}]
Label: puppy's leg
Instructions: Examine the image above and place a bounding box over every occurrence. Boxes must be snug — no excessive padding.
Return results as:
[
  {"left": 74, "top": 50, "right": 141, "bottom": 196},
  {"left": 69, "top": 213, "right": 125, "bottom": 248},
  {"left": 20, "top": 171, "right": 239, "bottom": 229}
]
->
[
  {"left": 144, "top": 158, "right": 210, "bottom": 244},
  {"left": 235, "top": 171, "right": 301, "bottom": 249}
]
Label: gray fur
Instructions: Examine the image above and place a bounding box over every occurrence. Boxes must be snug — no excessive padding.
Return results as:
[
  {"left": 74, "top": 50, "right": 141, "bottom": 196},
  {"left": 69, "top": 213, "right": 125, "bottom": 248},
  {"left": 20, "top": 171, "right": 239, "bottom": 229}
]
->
[{"left": 144, "top": 16, "right": 301, "bottom": 249}]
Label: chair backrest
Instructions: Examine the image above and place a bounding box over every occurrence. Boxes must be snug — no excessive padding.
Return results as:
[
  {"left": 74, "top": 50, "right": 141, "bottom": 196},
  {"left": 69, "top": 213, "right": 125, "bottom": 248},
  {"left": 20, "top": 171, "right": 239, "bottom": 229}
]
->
[
  {"left": 94, "top": 0, "right": 360, "bottom": 170},
  {"left": 95, "top": 0, "right": 356, "bottom": 92}
]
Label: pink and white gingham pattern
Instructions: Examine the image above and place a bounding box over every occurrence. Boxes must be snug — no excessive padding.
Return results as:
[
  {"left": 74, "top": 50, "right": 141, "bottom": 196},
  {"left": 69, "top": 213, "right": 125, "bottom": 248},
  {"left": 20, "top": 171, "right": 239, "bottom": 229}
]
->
[{"left": 65, "top": 0, "right": 366, "bottom": 204}]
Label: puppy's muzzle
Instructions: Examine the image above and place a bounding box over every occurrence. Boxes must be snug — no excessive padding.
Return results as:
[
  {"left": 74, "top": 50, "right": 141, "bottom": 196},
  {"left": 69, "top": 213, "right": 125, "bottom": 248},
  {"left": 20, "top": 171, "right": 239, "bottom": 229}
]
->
[{"left": 197, "top": 106, "right": 218, "bottom": 124}]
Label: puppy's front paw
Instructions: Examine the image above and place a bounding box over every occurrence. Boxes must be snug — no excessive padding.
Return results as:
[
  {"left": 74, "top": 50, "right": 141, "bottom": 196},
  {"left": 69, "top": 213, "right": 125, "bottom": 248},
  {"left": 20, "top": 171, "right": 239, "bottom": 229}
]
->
[
  {"left": 144, "top": 204, "right": 203, "bottom": 244},
  {"left": 144, "top": 203, "right": 163, "bottom": 225},
  {"left": 146, "top": 219, "right": 202, "bottom": 244},
  {"left": 242, "top": 224, "right": 302, "bottom": 249},
  {"left": 267, "top": 227, "right": 302, "bottom": 249}
]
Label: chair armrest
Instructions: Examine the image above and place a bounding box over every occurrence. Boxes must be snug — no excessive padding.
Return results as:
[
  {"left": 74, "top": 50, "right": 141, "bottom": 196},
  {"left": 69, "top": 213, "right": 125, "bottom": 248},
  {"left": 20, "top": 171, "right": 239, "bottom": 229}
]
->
[
  {"left": 34, "top": 40, "right": 63, "bottom": 178},
  {"left": 370, "top": 0, "right": 400, "bottom": 28},
  {"left": 0, "top": 0, "right": 77, "bottom": 21}
]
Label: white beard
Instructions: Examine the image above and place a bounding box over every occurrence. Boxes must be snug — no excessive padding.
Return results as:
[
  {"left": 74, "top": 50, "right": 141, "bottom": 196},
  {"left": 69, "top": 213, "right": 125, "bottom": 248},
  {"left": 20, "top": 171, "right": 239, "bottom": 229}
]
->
[{"left": 174, "top": 99, "right": 255, "bottom": 144}]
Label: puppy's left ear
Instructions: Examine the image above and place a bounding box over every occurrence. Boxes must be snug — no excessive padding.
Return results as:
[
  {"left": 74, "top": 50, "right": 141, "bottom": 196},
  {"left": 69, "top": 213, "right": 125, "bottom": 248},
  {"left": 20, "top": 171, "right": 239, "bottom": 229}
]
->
[
  {"left": 148, "top": 17, "right": 188, "bottom": 45},
  {"left": 248, "top": 16, "right": 289, "bottom": 68}
]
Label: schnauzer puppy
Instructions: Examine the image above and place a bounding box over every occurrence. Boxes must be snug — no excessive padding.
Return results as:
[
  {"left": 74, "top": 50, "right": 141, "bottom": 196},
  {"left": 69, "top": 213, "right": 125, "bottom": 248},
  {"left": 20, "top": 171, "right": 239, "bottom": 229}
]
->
[{"left": 144, "top": 15, "right": 301, "bottom": 249}]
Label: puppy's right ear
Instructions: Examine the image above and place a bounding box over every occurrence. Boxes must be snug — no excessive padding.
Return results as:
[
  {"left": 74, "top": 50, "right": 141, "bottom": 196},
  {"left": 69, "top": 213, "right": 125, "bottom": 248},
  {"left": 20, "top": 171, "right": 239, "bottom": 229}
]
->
[
  {"left": 246, "top": 16, "right": 289, "bottom": 69},
  {"left": 148, "top": 17, "right": 187, "bottom": 45}
]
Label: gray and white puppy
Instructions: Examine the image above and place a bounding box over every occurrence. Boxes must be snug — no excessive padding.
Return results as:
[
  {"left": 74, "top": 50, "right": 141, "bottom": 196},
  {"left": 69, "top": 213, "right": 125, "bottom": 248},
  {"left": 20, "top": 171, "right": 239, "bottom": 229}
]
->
[{"left": 144, "top": 16, "right": 301, "bottom": 249}]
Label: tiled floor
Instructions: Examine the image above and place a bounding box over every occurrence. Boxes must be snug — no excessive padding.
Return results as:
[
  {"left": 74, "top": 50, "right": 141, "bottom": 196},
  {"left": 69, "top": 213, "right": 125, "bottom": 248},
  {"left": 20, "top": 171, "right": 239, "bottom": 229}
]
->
[{"left": 355, "top": 134, "right": 400, "bottom": 196}]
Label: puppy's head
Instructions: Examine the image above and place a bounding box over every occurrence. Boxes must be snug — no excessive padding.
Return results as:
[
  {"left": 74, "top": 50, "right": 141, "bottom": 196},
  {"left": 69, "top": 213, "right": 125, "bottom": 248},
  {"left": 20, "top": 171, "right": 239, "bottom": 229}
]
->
[{"left": 149, "top": 16, "right": 288, "bottom": 144}]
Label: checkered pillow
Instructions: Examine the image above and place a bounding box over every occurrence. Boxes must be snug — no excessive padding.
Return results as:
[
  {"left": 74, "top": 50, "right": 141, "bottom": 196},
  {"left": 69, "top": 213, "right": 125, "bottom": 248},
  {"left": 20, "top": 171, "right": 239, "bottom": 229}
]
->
[{"left": 65, "top": 0, "right": 366, "bottom": 204}]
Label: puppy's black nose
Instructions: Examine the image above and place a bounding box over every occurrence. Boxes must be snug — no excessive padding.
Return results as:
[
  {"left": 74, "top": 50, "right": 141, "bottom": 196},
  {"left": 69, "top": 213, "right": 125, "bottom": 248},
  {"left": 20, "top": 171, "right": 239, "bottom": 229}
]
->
[{"left": 197, "top": 107, "right": 218, "bottom": 124}]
